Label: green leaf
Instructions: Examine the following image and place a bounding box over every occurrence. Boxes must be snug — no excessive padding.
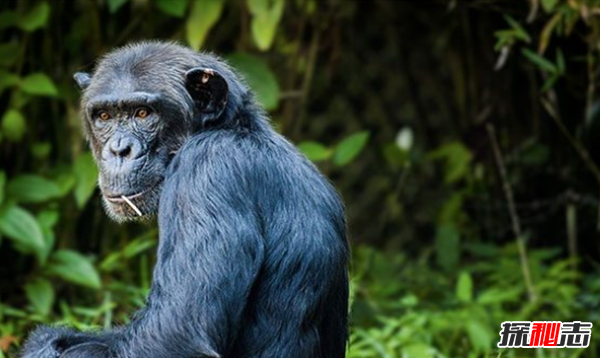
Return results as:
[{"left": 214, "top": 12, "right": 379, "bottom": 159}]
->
[
  {"left": 31, "top": 142, "right": 52, "bottom": 159},
  {"left": 521, "top": 48, "right": 557, "bottom": 73},
  {"left": 25, "top": 278, "right": 54, "bottom": 316},
  {"left": 503, "top": 15, "right": 531, "bottom": 43},
  {"left": 1, "top": 109, "right": 26, "bottom": 142},
  {"left": 18, "top": 2, "right": 50, "bottom": 32},
  {"left": 332, "top": 131, "right": 369, "bottom": 166},
  {"left": 107, "top": 0, "right": 129, "bottom": 13},
  {"left": 465, "top": 320, "right": 493, "bottom": 352},
  {"left": 297, "top": 141, "right": 331, "bottom": 162},
  {"left": 403, "top": 343, "right": 435, "bottom": 358},
  {"left": 155, "top": 0, "right": 188, "bottom": 17},
  {"left": 37, "top": 209, "right": 58, "bottom": 263},
  {"left": 20, "top": 73, "right": 58, "bottom": 96},
  {"left": 186, "top": 0, "right": 223, "bottom": 50},
  {"left": 247, "top": 0, "right": 284, "bottom": 51},
  {"left": 7, "top": 175, "right": 62, "bottom": 203},
  {"left": 456, "top": 271, "right": 473, "bottom": 303},
  {"left": 0, "top": 204, "right": 45, "bottom": 254},
  {"left": 429, "top": 141, "right": 472, "bottom": 183},
  {"left": 0, "top": 71, "right": 20, "bottom": 93},
  {"left": 541, "top": 0, "right": 559, "bottom": 12},
  {"left": 227, "top": 53, "right": 280, "bottom": 111},
  {"left": 435, "top": 225, "right": 460, "bottom": 271},
  {"left": 74, "top": 152, "right": 98, "bottom": 208},
  {"left": 47, "top": 250, "right": 101, "bottom": 289},
  {"left": 0, "top": 43, "right": 20, "bottom": 67}
]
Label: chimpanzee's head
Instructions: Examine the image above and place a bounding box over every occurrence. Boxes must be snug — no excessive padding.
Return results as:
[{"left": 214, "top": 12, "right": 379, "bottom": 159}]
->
[{"left": 74, "top": 41, "right": 247, "bottom": 221}]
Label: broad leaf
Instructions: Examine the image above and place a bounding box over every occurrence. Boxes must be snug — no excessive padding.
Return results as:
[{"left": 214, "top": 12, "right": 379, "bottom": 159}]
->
[
  {"left": 18, "top": 2, "right": 50, "bottom": 32},
  {"left": 333, "top": 131, "right": 370, "bottom": 166},
  {"left": 25, "top": 279, "right": 54, "bottom": 316},
  {"left": 1, "top": 109, "right": 26, "bottom": 142},
  {"left": 247, "top": 0, "right": 284, "bottom": 51},
  {"left": 155, "top": 0, "right": 188, "bottom": 17},
  {"left": 186, "top": 0, "right": 223, "bottom": 50},
  {"left": 227, "top": 53, "right": 280, "bottom": 111},
  {"left": 7, "top": 175, "right": 62, "bottom": 203},
  {"left": 297, "top": 141, "right": 331, "bottom": 162},
  {"left": 456, "top": 271, "right": 473, "bottom": 303},
  {"left": 20, "top": 73, "right": 58, "bottom": 96},
  {"left": 47, "top": 250, "right": 101, "bottom": 289},
  {"left": 0, "top": 204, "right": 45, "bottom": 254},
  {"left": 74, "top": 152, "right": 98, "bottom": 208}
]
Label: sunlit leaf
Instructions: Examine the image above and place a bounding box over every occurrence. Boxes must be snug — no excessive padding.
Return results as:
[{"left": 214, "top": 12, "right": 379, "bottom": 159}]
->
[
  {"left": 107, "top": 0, "right": 129, "bottom": 13},
  {"left": 74, "top": 152, "right": 98, "bottom": 208},
  {"left": 47, "top": 250, "right": 101, "bottom": 289},
  {"left": 186, "top": 0, "right": 223, "bottom": 50},
  {"left": 0, "top": 204, "right": 45, "bottom": 254},
  {"left": 333, "top": 131, "right": 369, "bottom": 166},
  {"left": 7, "top": 175, "right": 62, "bottom": 203},
  {"left": 247, "top": 0, "right": 284, "bottom": 51},
  {"left": 1, "top": 109, "right": 26, "bottom": 142},
  {"left": 25, "top": 279, "right": 54, "bottom": 316},
  {"left": 20, "top": 73, "right": 58, "bottom": 96},
  {"left": 227, "top": 53, "right": 280, "bottom": 111},
  {"left": 466, "top": 320, "right": 493, "bottom": 352},
  {"left": 18, "top": 2, "right": 50, "bottom": 32},
  {"left": 297, "top": 141, "right": 331, "bottom": 162},
  {"left": 155, "top": 0, "right": 188, "bottom": 17},
  {"left": 403, "top": 343, "right": 435, "bottom": 358},
  {"left": 456, "top": 271, "right": 473, "bottom": 303}
]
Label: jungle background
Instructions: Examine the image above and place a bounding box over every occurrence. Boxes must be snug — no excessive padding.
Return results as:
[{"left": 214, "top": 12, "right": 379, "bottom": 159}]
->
[{"left": 2, "top": 0, "right": 600, "bottom": 357}]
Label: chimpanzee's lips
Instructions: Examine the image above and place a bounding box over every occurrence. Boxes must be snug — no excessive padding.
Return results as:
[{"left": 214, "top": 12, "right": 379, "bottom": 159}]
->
[
  {"left": 104, "top": 189, "right": 148, "bottom": 203},
  {"left": 103, "top": 179, "right": 163, "bottom": 203}
]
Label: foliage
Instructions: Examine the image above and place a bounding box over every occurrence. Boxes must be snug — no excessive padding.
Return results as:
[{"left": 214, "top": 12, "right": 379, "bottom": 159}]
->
[{"left": 2, "top": 0, "right": 600, "bottom": 357}]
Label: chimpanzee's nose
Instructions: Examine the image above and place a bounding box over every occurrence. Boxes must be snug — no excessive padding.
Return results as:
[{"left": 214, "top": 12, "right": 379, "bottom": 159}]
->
[{"left": 109, "top": 137, "right": 133, "bottom": 158}]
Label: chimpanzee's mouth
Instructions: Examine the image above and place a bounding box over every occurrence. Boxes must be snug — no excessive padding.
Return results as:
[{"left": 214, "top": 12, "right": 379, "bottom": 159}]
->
[{"left": 104, "top": 189, "right": 148, "bottom": 203}]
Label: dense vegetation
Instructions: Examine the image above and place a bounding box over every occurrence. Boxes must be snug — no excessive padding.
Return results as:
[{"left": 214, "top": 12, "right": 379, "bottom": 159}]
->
[{"left": 1, "top": 0, "right": 600, "bottom": 357}]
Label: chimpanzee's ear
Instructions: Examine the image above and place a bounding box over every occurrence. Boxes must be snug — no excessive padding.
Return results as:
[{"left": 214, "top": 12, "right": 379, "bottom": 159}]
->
[
  {"left": 73, "top": 72, "right": 91, "bottom": 90},
  {"left": 185, "top": 68, "right": 229, "bottom": 126}
]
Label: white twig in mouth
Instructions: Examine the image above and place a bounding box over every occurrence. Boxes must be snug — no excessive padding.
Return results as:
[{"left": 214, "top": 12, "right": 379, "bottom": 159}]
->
[{"left": 121, "top": 195, "right": 143, "bottom": 216}]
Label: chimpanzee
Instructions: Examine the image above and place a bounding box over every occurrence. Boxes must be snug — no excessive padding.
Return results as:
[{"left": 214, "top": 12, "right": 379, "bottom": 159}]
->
[{"left": 21, "top": 41, "right": 349, "bottom": 358}]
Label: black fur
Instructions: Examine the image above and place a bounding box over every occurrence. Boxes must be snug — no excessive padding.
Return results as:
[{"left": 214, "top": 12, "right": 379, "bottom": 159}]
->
[{"left": 21, "top": 41, "right": 349, "bottom": 358}]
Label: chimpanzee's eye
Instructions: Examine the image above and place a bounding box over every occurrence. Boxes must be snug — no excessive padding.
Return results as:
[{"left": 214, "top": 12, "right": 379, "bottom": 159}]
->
[
  {"left": 98, "top": 111, "right": 111, "bottom": 121},
  {"left": 135, "top": 107, "right": 151, "bottom": 119}
]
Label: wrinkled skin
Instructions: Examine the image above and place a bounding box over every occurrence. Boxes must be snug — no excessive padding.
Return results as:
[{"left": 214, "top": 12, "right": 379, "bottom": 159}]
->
[{"left": 21, "top": 41, "right": 349, "bottom": 358}]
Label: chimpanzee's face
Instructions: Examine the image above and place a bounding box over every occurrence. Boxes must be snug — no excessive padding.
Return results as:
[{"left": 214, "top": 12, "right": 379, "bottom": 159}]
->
[
  {"left": 84, "top": 90, "right": 173, "bottom": 221},
  {"left": 75, "top": 44, "right": 231, "bottom": 222}
]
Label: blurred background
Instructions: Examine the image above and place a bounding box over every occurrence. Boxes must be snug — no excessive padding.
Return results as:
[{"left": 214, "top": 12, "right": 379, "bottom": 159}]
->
[{"left": 1, "top": 0, "right": 600, "bottom": 357}]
